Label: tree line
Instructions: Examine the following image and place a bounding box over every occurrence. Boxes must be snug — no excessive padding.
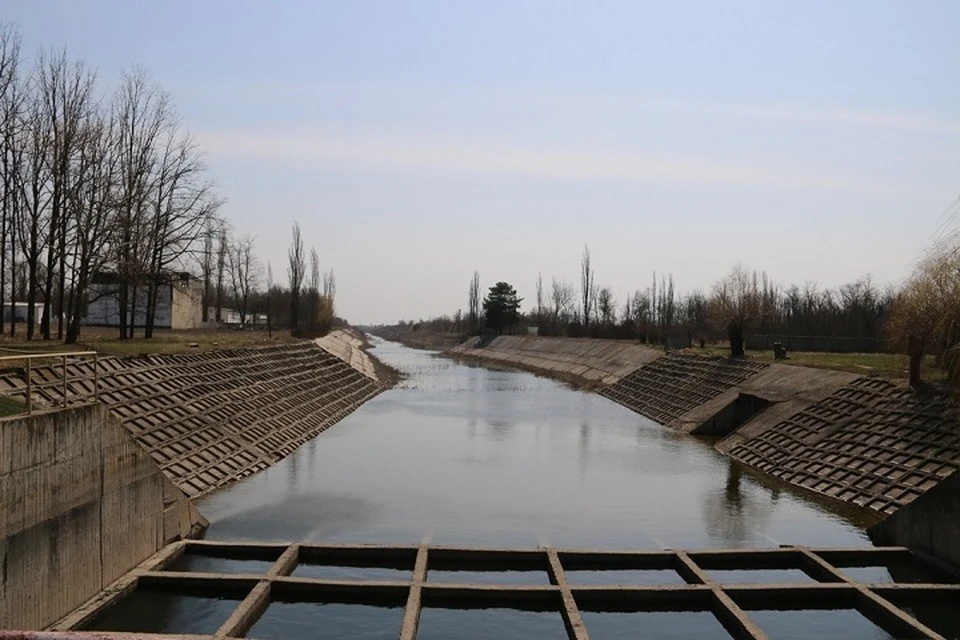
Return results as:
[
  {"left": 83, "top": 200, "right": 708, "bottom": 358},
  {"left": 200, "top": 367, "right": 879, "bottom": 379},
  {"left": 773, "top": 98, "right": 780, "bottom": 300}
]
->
[
  {"left": 0, "top": 23, "right": 338, "bottom": 343},
  {"left": 401, "top": 244, "right": 896, "bottom": 356}
]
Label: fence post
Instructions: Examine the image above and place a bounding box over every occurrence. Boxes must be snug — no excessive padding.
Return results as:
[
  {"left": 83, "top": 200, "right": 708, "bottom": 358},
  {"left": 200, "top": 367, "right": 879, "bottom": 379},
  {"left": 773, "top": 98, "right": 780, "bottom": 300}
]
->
[
  {"left": 26, "top": 358, "right": 32, "bottom": 414},
  {"left": 94, "top": 353, "right": 99, "bottom": 403},
  {"left": 62, "top": 354, "right": 68, "bottom": 407}
]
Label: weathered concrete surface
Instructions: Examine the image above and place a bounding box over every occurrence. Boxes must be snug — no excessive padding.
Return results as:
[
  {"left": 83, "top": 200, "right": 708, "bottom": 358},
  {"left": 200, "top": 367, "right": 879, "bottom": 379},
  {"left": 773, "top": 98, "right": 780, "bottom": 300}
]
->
[
  {"left": 696, "top": 364, "right": 860, "bottom": 438},
  {"left": 0, "top": 342, "right": 388, "bottom": 498},
  {"left": 0, "top": 405, "right": 204, "bottom": 631},
  {"left": 445, "top": 338, "right": 960, "bottom": 570},
  {"left": 450, "top": 336, "right": 662, "bottom": 387},
  {"left": 315, "top": 329, "right": 380, "bottom": 382},
  {"left": 868, "top": 468, "right": 960, "bottom": 569},
  {"left": 599, "top": 352, "right": 770, "bottom": 429},
  {"left": 723, "top": 378, "right": 960, "bottom": 518},
  {"left": 55, "top": 540, "right": 958, "bottom": 640}
]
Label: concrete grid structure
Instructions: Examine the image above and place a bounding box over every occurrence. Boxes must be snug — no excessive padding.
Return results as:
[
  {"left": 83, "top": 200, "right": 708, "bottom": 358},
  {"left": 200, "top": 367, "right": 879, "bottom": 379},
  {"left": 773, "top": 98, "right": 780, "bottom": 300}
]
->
[
  {"left": 55, "top": 540, "right": 960, "bottom": 639},
  {"left": 0, "top": 342, "right": 386, "bottom": 497}
]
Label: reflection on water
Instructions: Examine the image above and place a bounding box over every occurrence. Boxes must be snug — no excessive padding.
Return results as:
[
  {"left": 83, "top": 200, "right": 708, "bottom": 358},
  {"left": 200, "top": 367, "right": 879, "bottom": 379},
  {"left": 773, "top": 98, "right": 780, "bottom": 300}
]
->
[{"left": 197, "top": 339, "right": 870, "bottom": 551}]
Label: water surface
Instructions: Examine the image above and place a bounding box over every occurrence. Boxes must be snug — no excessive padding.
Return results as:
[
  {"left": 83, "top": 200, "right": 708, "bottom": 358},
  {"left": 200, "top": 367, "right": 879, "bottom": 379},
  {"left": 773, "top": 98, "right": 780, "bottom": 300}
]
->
[
  {"left": 198, "top": 339, "right": 870, "bottom": 550},
  {"left": 107, "top": 339, "right": 899, "bottom": 638}
]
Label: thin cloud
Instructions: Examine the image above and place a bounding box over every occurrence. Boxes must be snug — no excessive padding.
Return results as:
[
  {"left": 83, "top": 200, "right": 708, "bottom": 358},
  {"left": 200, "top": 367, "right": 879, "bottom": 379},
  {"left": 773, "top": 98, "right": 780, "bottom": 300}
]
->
[
  {"left": 230, "top": 81, "right": 960, "bottom": 138},
  {"left": 196, "top": 128, "right": 927, "bottom": 197}
]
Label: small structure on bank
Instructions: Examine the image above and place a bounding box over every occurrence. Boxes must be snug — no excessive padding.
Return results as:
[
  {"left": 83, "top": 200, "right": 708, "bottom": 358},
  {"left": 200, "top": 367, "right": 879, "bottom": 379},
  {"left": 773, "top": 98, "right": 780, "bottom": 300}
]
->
[{"left": 85, "top": 271, "right": 203, "bottom": 330}]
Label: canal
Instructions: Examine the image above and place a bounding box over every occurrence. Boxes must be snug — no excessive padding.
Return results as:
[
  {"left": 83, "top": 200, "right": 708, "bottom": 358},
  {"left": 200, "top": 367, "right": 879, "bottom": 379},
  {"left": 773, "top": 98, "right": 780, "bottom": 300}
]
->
[
  {"left": 199, "top": 339, "right": 871, "bottom": 551},
  {"left": 94, "top": 339, "right": 933, "bottom": 639}
]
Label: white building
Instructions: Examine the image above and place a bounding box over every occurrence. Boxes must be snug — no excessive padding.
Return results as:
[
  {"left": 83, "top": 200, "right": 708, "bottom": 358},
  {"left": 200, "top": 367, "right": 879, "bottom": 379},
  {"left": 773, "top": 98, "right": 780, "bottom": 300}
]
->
[{"left": 85, "top": 272, "right": 203, "bottom": 330}]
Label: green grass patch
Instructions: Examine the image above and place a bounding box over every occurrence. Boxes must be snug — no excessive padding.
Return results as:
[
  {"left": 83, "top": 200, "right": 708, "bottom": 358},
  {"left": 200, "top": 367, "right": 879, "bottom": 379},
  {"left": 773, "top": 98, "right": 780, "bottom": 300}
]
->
[
  {"left": 0, "top": 395, "right": 26, "bottom": 417},
  {"left": 683, "top": 346, "right": 946, "bottom": 382}
]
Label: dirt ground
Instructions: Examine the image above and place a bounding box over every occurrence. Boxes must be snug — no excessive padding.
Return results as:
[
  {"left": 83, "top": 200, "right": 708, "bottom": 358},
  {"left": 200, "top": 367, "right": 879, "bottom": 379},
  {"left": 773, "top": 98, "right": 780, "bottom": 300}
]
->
[{"left": 0, "top": 325, "right": 302, "bottom": 357}]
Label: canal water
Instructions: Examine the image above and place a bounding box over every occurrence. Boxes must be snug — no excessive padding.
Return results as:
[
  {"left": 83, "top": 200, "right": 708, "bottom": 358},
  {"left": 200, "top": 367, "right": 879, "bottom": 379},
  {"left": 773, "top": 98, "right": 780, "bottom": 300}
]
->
[
  {"left": 94, "top": 339, "right": 935, "bottom": 639},
  {"left": 199, "top": 339, "right": 871, "bottom": 551}
]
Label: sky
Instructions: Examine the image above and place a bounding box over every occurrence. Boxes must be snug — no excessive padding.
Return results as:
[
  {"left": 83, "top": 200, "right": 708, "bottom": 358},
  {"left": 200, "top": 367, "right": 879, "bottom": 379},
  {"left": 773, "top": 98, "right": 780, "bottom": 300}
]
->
[{"left": 5, "top": 1, "right": 960, "bottom": 324}]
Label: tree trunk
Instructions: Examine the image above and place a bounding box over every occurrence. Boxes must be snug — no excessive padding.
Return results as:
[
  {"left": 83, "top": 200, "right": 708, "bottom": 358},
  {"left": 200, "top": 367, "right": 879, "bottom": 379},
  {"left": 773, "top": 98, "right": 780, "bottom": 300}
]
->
[
  {"left": 118, "top": 281, "right": 128, "bottom": 339},
  {"left": 144, "top": 279, "right": 156, "bottom": 339},
  {"left": 728, "top": 321, "right": 745, "bottom": 357}
]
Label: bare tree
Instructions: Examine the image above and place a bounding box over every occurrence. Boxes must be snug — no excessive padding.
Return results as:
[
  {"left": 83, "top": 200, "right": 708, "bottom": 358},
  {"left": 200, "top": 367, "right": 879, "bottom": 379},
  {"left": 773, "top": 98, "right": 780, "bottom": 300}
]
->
[
  {"left": 15, "top": 83, "right": 52, "bottom": 340},
  {"left": 214, "top": 223, "right": 228, "bottom": 323},
  {"left": 320, "top": 268, "right": 336, "bottom": 333},
  {"left": 37, "top": 48, "right": 97, "bottom": 339},
  {"left": 467, "top": 270, "right": 480, "bottom": 334},
  {"left": 709, "top": 263, "right": 766, "bottom": 357},
  {"left": 227, "top": 234, "right": 258, "bottom": 325},
  {"left": 143, "top": 125, "right": 219, "bottom": 338},
  {"left": 656, "top": 273, "right": 676, "bottom": 344},
  {"left": 551, "top": 277, "right": 574, "bottom": 333},
  {"left": 287, "top": 221, "right": 304, "bottom": 334},
  {"left": 200, "top": 217, "right": 216, "bottom": 322},
  {"left": 535, "top": 272, "right": 544, "bottom": 331},
  {"left": 322, "top": 268, "right": 336, "bottom": 313},
  {"left": 0, "top": 23, "right": 22, "bottom": 336},
  {"left": 64, "top": 111, "right": 116, "bottom": 343},
  {"left": 597, "top": 286, "right": 616, "bottom": 328},
  {"left": 580, "top": 244, "right": 596, "bottom": 330},
  {"left": 265, "top": 261, "right": 273, "bottom": 337},
  {"left": 308, "top": 246, "right": 319, "bottom": 330},
  {"left": 112, "top": 67, "right": 170, "bottom": 339}
]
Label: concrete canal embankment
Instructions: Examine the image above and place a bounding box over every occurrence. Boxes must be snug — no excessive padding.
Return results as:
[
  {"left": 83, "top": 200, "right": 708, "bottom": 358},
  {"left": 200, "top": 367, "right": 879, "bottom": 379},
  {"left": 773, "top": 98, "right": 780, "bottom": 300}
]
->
[
  {"left": 450, "top": 335, "right": 662, "bottom": 387},
  {"left": 450, "top": 335, "right": 960, "bottom": 568},
  {"left": 1, "top": 331, "right": 391, "bottom": 630},
  {"left": 0, "top": 334, "right": 388, "bottom": 499},
  {"left": 0, "top": 404, "right": 205, "bottom": 630}
]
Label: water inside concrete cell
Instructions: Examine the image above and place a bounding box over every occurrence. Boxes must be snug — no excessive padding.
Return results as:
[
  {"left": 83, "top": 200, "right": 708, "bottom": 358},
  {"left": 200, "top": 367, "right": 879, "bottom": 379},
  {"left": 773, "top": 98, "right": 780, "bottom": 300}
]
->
[
  {"left": 292, "top": 562, "right": 413, "bottom": 581},
  {"left": 165, "top": 551, "right": 279, "bottom": 574},
  {"left": 580, "top": 610, "right": 732, "bottom": 640},
  {"left": 900, "top": 601, "right": 960, "bottom": 639},
  {"left": 426, "top": 569, "right": 551, "bottom": 585},
  {"left": 84, "top": 590, "right": 242, "bottom": 634},
  {"left": 565, "top": 569, "right": 688, "bottom": 586},
  {"left": 746, "top": 608, "right": 894, "bottom": 640},
  {"left": 416, "top": 607, "right": 568, "bottom": 640},
  {"left": 705, "top": 569, "right": 817, "bottom": 584},
  {"left": 837, "top": 560, "right": 959, "bottom": 585},
  {"left": 246, "top": 602, "right": 404, "bottom": 640}
]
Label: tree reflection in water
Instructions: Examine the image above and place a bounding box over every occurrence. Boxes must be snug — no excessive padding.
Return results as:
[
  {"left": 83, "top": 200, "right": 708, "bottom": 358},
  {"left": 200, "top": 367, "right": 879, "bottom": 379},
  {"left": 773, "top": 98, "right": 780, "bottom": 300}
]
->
[{"left": 701, "top": 459, "right": 774, "bottom": 547}]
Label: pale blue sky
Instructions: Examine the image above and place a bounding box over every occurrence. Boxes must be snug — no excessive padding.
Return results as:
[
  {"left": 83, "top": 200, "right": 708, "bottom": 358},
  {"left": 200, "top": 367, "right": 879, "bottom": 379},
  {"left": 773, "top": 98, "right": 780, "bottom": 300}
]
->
[{"left": 6, "top": 1, "right": 960, "bottom": 323}]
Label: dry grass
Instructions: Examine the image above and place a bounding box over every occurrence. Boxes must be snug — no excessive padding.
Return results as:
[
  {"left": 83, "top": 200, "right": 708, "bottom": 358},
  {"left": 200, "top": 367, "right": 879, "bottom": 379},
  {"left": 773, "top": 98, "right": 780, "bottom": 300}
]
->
[
  {"left": 684, "top": 345, "right": 946, "bottom": 382},
  {"left": 0, "top": 326, "right": 303, "bottom": 358}
]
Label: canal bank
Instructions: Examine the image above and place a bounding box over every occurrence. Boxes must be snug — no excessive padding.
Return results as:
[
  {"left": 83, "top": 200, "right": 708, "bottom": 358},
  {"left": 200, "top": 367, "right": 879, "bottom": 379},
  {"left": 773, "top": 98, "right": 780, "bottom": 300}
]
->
[
  {"left": 0, "top": 329, "right": 392, "bottom": 631},
  {"left": 53, "top": 339, "right": 960, "bottom": 640},
  {"left": 450, "top": 335, "right": 960, "bottom": 570}
]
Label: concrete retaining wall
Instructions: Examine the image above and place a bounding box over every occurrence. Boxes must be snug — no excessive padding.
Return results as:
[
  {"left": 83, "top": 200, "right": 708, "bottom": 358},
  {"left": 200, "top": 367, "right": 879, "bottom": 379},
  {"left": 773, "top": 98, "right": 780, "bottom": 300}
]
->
[
  {"left": 868, "top": 469, "right": 960, "bottom": 568},
  {"left": 0, "top": 405, "right": 204, "bottom": 631},
  {"left": 0, "top": 342, "right": 387, "bottom": 498},
  {"left": 315, "top": 329, "right": 380, "bottom": 382},
  {"left": 450, "top": 336, "right": 662, "bottom": 387}
]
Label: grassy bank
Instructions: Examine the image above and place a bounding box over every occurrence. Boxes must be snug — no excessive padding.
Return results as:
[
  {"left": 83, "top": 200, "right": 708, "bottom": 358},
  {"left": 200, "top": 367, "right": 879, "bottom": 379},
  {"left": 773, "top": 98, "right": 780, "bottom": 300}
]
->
[
  {"left": 0, "top": 327, "right": 301, "bottom": 358},
  {"left": 685, "top": 345, "right": 945, "bottom": 382}
]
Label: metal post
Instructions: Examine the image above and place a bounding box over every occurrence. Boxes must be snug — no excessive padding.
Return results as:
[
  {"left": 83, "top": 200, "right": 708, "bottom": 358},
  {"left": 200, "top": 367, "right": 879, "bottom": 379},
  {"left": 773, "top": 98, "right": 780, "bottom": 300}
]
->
[
  {"left": 26, "top": 358, "right": 32, "bottom": 414},
  {"left": 62, "top": 355, "right": 68, "bottom": 407}
]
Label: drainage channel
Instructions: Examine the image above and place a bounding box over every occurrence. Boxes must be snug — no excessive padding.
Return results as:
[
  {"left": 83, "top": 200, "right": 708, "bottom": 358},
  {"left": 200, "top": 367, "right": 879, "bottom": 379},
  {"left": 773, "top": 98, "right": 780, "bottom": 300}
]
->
[{"left": 56, "top": 540, "right": 960, "bottom": 639}]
